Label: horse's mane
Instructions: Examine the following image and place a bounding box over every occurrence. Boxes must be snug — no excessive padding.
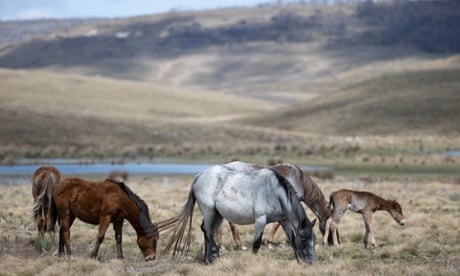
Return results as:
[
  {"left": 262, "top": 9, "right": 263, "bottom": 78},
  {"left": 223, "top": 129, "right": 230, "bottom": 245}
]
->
[
  {"left": 108, "top": 179, "right": 158, "bottom": 238},
  {"left": 269, "top": 169, "right": 310, "bottom": 225},
  {"left": 302, "top": 174, "right": 326, "bottom": 205}
]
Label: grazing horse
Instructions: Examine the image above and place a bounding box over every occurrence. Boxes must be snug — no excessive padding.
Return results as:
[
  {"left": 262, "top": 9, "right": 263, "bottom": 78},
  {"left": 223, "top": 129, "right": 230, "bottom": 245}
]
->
[
  {"left": 32, "top": 166, "right": 62, "bottom": 236},
  {"left": 108, "top": 170, "right": 129, "bottom": 182},
  {"left": 159, "top": 164, "right": 316, "bottom": 264},
  {"left": 50, "top": 177, "right": 159, "bottom": 260},
  {"left": 214, "top": 162, "right": 336, "bottom": 249},
  {"left": 323, "top": 189, "right": 406, "bottom": 251}
]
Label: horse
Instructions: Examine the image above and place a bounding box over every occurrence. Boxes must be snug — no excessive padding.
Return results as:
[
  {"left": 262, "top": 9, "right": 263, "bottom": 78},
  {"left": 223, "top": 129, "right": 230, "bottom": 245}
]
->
[
  {"left": 323, "top": 189, "right": 406, "bottom": 251},
  {"left": 108, "top": 170, "right": 129, "bottom": 182},
  {"left": 159, "top": 163, "right": 316, "bottom": 264},
  {"left": 214, "top": 162, "right": 336, "bottom": 249},
  {"left": 32, "top": 166, "right": 62, "bottom": 236},
  {"left": 49, "top": 177, "right": 159, "bottom": 260}
]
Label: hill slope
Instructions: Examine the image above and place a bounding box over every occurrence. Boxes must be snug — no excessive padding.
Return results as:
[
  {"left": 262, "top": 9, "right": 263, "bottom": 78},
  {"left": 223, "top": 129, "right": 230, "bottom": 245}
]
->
[
  {"left": 0, "top": 68, "right": 291, "bottom": 158},
  {"left": 246, "top": 68, "right": 460, "bottom": 135}
]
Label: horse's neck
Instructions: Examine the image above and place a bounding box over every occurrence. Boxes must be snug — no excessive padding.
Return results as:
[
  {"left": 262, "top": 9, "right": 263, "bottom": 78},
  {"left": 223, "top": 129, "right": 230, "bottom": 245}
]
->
[
  {"left": 369, "top": 194, "right": 390, "bottom": 212},
  {"left": 302, "top": 178, "right": 329, "bottom": 220},
  {"left": 124, "top": 203, "right": 152, "bottom": 237}
]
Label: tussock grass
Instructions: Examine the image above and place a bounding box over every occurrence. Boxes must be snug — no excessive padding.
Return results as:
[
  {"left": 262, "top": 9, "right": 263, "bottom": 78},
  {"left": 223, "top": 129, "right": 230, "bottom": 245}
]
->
[{"left": 0, "top": 176, "right": 459, "bottom": 275}]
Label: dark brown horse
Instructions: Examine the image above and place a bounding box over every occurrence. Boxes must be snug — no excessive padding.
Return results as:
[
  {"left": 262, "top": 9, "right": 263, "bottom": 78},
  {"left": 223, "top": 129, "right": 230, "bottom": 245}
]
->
[
  {"left": 50, "top": 177, "right": 159, "bottom": 260},
  {"left": 32, "top": 166, "right": 62, "bottom": 236},
  {"left": 215, "top": 162, "right": 336, "bottom": 249},
  {"left": 323, "top": 189, "right": 406, "bottom": 252}
]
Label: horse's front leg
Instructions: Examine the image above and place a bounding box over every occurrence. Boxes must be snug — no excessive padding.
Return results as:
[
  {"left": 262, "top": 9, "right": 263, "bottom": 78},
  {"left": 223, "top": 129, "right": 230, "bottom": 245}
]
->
[
  {"left": 91, "top": 216, "right": 111, "bottom": 258},
  {"left": 113, "top": 220, "right": 124, "bottom": 259},
  {"left": 362, "top": 212, "right": 377, "bottom": 252},
  {"left": 268, "top": 223, "right": 282, "bottom": 250},
  {"left": 252, "top": 216, "right": 267, "bottom": 254}
]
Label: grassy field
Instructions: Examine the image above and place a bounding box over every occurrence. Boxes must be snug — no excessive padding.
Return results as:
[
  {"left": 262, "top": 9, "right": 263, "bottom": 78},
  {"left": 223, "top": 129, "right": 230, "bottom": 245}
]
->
[{"left": 0, "top": 174, "right": 459, "bottom": 275}]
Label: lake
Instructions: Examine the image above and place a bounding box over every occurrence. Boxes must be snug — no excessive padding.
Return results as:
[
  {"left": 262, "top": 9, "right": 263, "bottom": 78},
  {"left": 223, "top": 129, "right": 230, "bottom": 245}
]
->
[{"left": 0, "top": 159, "right": 329, "bottom": 182}]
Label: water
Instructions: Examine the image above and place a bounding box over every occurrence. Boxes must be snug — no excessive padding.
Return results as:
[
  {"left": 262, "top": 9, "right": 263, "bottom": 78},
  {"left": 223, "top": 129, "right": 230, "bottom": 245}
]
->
[
  {"left": 0, "top": 162, "right": 214, "bottom": 176},
  {"left": 442, "top": 150, "right": 460, "bottom": 157},
  {"left": 0, "top": 159, "right": 329, "bottom": 177}
]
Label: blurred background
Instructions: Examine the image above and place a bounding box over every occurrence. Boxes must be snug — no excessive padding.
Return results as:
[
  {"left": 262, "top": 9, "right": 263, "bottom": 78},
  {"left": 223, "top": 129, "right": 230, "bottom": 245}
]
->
[{"left": 0, "top": 0, "right": 459, "bottom": 179}]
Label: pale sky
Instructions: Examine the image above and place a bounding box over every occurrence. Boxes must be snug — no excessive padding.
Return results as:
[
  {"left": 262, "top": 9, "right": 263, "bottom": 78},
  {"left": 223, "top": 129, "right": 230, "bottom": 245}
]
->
[{"left": 0, "top": 0, "right": 280, "bottom": 21}]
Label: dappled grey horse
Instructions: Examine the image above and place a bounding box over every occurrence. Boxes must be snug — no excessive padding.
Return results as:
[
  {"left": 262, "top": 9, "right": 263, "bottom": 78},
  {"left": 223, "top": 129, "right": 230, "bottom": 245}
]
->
[{"left": 161, "top": 163, "right": 316, "bottom": 264}]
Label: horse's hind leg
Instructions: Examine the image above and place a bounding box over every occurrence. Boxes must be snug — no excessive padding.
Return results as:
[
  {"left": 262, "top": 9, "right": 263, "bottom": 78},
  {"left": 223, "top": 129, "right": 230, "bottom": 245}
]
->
[
  {"left": 216, "top": 221, "right": 245, "bottom": 251},
  {"left": 59, "top": 214, "right": 75, "bottom": 256},
  {"left": 229, "top": 221, "right": 246, "bottom": 250},
  {"left": 200, "top": 211, "right": 222, "bottom": 264}
]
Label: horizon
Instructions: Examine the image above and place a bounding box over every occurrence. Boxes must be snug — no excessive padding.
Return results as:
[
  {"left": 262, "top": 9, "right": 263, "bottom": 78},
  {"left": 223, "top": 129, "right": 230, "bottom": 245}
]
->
[{"left": 0, "top": 0, "right": 284, "bottom": 21}]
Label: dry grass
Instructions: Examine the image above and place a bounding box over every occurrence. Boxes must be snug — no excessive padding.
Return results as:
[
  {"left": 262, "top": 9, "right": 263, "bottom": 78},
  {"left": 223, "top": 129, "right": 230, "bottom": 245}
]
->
[{"left": 1, "top": 175, "right": 459, "bottom": 275}]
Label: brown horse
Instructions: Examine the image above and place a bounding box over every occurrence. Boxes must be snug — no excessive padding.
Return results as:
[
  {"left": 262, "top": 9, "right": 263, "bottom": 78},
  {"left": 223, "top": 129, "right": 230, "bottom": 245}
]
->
[
  {"left": 32, "top": 166, "right": 62, "bottom": 236},
  {"left": 215, "top": 162, "right": 336, "bottom": 249},
  {"left": 50, "top": 177, "right": 159, "bottom": 260},
  {"left": 323, "top": 189, "right": 406, "bottom": 251}
]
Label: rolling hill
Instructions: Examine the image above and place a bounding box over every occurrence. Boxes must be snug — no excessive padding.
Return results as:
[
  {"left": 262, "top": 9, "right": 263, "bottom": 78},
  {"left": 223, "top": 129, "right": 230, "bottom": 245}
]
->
[{"left": 1, "top": 1, "right": 460, "bottom": 161}]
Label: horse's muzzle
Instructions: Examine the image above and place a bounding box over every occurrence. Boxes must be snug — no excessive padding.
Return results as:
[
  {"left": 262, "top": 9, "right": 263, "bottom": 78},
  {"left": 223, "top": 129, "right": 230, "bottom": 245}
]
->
[{"left": 399, "top": 219, "right": 406, "bottom": 226}]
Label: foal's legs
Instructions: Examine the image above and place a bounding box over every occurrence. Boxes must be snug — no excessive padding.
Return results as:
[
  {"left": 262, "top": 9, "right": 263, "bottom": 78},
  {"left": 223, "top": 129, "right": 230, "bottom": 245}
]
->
[
  {"left": 362, "top": 211, "right": 377, "bottom": 251},
  {"left": 323, "top": 208, "right": 346, "bottom": 246},
  {"left": 91, "top": 215, "right": 111, "bottom": 258}
]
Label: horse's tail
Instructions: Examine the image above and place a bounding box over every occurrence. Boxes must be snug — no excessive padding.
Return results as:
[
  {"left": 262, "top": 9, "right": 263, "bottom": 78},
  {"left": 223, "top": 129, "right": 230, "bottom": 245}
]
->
[
  {"left": 48, "top": 177, "right": 59, "bottom": 233},
  {"left": 49, "top": 193, "right": 58, "bottom": 233},
  {"left": 32, "top": 187, "right": 47, "bottom": 229},
  {"left": 162, "top": 176, "right": 198, "bottom": 258}
]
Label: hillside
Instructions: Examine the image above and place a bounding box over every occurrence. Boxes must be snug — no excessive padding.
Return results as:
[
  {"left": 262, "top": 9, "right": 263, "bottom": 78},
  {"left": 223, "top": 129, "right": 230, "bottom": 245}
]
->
[
  {"left": 246, "top": 67, "right": 460, "bottom": 135},
  {"left": 1, "top": 1, "right": 460, "bottom": 161},
  {"left": 0, "top": 68, "right": 291, "bottom": 159}
]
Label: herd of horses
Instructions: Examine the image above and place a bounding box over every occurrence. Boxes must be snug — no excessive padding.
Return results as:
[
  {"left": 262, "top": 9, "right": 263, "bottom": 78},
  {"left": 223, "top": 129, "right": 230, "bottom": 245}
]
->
[{"left": 31, "top": 161, "right": 405, "bottom": 264}]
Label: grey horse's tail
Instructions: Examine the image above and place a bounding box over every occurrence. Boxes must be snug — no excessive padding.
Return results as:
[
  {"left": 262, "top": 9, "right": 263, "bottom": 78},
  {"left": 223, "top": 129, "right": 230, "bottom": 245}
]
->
[{"left": 160, "top": 175, "right": 198, "bottom": 258}]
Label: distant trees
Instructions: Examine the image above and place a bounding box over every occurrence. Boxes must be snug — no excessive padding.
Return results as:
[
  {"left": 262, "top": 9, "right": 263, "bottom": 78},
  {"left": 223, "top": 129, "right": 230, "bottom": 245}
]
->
[{"left": 355, "top": 0, "right": 460, "bottom": 53}]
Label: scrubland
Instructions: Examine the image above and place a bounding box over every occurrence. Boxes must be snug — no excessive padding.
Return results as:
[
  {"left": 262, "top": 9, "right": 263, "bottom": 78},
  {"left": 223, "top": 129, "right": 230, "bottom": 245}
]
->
[{"left": 0, "top": 175, "right": 459, "bottom": 275}]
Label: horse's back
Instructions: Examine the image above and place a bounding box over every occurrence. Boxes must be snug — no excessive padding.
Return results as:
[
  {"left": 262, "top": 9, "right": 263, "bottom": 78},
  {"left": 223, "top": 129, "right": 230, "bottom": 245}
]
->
[
  {"left": 33, "top": 166, "right": 62, "bottom": 184},
  {"left": 54, "top": 177, "right": 127, "bottom": 224},
  {"left": 194, "top": 165, "right": 285, "bottom": 224},
  {"left": 32, "top": 166, "right": 62, "bottom": 200}
]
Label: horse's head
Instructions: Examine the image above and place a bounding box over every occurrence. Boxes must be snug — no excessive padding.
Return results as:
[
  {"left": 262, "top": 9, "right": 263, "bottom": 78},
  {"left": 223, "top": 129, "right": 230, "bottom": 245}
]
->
[
  {"left": 294, "top": 218, "right": 316, "bottom": 264},
  {"left": 137, "top": 226, "right": 159, "bottom": 261},
  {"left": 389, "top": 200, "right": 406, "bottom": 226}
]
